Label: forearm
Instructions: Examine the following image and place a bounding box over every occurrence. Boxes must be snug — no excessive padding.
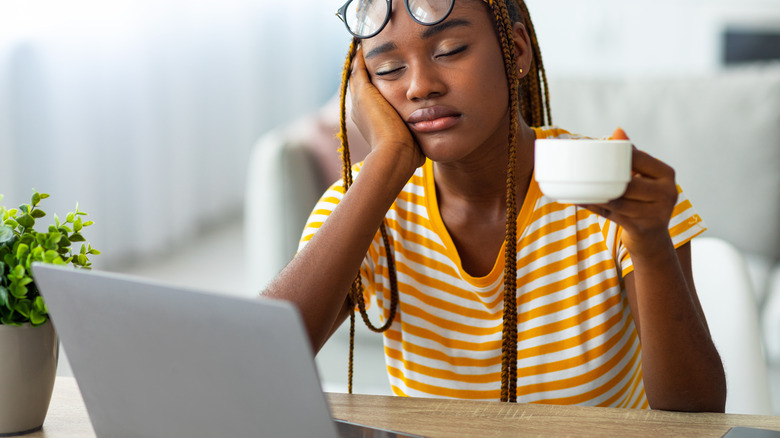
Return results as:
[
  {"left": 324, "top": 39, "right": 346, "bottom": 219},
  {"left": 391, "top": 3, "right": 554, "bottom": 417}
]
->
[
  {"left": 627, "top": 239, "right": 726, "bottom": 412},
  {"left": 262, "top": 149, "right": 416, "bottom": 353}
]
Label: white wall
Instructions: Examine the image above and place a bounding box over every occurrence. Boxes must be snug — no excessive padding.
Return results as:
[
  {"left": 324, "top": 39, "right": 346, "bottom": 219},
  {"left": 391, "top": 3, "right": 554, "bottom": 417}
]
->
[
  {"left": 0, "top": 0, "right": 352, "bottom": 267},
  {"left": 527, "top": 0, "right": 780, "bottom": 77}
]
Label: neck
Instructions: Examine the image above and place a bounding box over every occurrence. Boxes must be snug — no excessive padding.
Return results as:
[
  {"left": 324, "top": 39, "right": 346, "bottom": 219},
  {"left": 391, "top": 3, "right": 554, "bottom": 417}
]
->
[{"left": 433, "top": 122, "right": 536, "bottom": 216}]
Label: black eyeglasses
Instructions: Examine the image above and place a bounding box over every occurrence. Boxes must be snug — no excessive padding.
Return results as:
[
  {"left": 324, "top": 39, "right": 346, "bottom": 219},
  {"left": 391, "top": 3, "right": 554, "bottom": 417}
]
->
[{"left": 336, "top": 0, "right": 456, "bottom": 39}]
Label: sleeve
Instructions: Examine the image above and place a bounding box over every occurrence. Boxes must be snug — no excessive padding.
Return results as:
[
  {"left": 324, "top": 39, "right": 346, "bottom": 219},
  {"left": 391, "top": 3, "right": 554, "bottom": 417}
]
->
[{"left": 618, "top": 185, "right": 707, "bottom": 276}]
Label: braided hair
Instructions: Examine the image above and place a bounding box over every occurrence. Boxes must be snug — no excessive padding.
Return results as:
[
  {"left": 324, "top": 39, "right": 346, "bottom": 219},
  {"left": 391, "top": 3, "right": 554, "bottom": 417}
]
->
[{"left": 336, "top": 0, "right": 551, "bottom": 402}]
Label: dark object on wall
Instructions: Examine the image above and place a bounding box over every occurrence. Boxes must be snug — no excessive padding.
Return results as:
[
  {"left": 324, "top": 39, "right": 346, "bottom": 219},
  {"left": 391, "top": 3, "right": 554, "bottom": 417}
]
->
[{"left": 724, "top": 28, "right": 780, "bottom": 65}]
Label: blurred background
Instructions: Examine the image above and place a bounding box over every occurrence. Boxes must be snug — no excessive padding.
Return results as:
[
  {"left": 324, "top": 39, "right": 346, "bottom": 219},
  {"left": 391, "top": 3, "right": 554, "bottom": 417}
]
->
[
  {"left": 2, "top": 0, "right": 780, "bottom": 412},
  {"left": 2, "top": 0, "right": 778, "bottom": 267}
]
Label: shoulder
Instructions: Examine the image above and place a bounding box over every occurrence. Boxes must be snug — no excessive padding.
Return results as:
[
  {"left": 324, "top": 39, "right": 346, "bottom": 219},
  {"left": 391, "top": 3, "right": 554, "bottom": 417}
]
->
[{"left": 533, "top": 125, "right": 592, "bottom": 140}]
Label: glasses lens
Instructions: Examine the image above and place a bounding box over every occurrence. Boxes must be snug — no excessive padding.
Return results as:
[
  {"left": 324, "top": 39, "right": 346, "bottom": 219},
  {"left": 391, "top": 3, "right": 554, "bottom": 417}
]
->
[
  {"left": 407, "top": 0, "right": 453, "bottom": 24},
  {"left": 344, "top": 0, "right": 390, "bottom": 37}
]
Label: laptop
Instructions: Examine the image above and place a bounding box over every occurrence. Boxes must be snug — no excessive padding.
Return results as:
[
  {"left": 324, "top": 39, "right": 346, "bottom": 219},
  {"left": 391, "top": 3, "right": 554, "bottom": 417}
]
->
[{"left": 31, "top": 263, "right": 422, "bottom": 438}]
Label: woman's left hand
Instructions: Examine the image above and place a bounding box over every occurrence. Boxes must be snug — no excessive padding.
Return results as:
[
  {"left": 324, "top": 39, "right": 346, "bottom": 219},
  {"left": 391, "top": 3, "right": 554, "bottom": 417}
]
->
[{"left": 580, "top": 128, "right": 679, "bottom": 257}]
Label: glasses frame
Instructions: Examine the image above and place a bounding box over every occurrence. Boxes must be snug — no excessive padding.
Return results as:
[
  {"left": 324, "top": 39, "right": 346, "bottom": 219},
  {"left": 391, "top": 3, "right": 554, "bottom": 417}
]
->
[{"left": 336, "top": 0, "right": 456, "bottom": 39}]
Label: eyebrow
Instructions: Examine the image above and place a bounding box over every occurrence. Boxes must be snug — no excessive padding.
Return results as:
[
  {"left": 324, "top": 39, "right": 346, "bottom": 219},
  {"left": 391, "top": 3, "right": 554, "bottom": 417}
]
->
[
  {"left": 421, "top": 18, "right": 472, "bottom": 39},
  {"left": 364, "top": 18, "right": 472, "bottom": 60},
  {"left": 365, "top": 42, "right": 397, "bottom": 60}
]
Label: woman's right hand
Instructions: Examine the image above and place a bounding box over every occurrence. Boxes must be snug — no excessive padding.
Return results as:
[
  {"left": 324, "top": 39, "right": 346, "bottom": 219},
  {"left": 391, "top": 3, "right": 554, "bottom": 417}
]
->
[{"left": 349, "top": 47, "right": 425, "bottom": 173}]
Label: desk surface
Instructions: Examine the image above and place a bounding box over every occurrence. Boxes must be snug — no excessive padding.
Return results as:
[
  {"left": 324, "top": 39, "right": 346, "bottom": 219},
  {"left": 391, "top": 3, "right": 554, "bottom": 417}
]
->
[{"left": 34, "top": 377, "right": 780, "bottom": 437}]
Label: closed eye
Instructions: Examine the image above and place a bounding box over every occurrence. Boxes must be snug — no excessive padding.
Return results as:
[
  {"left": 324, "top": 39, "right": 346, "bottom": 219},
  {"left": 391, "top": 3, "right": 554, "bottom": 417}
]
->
[
  {"left": 437, "top": 45, "right": 467, "bottom": 58},
  {"left": 375, "top": 66, "right": 405, "bottom": 77}
]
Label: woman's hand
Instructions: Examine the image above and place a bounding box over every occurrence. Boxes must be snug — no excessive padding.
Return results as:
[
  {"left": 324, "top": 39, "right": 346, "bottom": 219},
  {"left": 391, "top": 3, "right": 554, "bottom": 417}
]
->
[
  {"left": 582, "top": 128, "right": 726, "bottom": 412},
  {"left": 581, "top": 128, "right": 679, "bottom": 257},
  {"left": 349, "top": 47, "right": 425, "bottom": 173}
]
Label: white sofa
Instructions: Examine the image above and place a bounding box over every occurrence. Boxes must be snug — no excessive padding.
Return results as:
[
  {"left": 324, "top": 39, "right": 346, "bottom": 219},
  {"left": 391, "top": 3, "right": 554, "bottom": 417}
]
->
[
  {"left": 545, "top": 63, "right": 780, "bottom": 365},
  {"left": 244, "top": 62, "right": 780, "bottom": 382}
]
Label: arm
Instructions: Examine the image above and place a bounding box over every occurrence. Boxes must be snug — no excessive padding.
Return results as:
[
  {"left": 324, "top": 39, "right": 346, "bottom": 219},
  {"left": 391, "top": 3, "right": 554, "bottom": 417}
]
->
[
  {"left": 262, "top": 48, "right": 424, "bottom": 353},
  {"left": 584, "top": 129, "right": 726, "bottom": 412}
]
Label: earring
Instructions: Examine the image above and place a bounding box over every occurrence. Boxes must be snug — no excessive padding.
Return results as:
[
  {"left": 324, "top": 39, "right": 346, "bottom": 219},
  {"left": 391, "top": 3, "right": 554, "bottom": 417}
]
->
[{"left": 519, "top": 68, "right": 524, "bottom": 74}]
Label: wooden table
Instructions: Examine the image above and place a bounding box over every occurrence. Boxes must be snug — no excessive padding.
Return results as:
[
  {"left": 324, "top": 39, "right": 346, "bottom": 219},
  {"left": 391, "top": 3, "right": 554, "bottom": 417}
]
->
[{"left": 32, "top": 377, "right": 780, "bottom": 437}]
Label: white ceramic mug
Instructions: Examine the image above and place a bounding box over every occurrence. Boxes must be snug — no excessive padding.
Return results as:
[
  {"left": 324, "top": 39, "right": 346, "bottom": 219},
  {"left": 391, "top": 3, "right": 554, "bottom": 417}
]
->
[{"left": 534, "top": 139, "right": 632, "bottom": 204}]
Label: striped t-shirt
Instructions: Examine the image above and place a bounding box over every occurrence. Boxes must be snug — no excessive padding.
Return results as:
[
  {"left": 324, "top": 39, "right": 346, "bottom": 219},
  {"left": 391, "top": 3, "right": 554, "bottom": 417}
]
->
[{"left": 299, "top": 126, "right": 707, "bottom": 407}]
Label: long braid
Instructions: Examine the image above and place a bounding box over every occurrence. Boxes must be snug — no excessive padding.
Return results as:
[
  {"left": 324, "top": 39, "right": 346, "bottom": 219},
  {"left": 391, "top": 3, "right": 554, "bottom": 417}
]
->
[
  {"left": 490, "top": 0, "right": 520, "bottom": 403},
  {"left": 339, "top": 38, "right": 358, "bottom": 394},
  {"left": 491, "top": 0, "right": 553, "bottom": 402},
  {"left": 336, "top": 0, "right": 552, "bottom": 401},
  {"left": 338, "top": 37, "right": 401, "bottom": 395},
  {"left": 339, "top": 38, "right": 359, "bottom": 189}
]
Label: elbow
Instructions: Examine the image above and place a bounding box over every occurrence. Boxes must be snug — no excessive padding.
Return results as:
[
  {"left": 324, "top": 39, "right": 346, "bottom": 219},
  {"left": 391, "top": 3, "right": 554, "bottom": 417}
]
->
[{"left": 648, "top": 372, "right": 727, "bottom": 413}]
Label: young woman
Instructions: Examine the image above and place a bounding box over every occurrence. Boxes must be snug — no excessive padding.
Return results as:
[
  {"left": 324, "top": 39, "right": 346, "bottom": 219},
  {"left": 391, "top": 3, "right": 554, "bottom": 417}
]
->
[{"left": 264, "top": 0, "right": 726, "bottom": 411}]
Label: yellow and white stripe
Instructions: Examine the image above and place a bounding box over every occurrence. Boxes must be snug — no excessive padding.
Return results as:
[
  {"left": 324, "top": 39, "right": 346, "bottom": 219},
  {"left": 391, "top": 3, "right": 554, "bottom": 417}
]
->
[{"left": 299, "top": 126, "right": 707, "bottom": 407}]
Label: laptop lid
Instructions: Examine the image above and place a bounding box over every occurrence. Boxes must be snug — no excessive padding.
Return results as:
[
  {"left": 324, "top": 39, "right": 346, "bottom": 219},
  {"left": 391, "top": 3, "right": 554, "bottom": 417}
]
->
[{"left": 32, "top": 263, "right": 339, "bottom": 438}]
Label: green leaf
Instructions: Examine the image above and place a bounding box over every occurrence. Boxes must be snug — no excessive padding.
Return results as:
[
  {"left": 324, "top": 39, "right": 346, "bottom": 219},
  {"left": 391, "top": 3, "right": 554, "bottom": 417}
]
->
[
  {"left": 0, "top": 286, "right": 8, "bottom": 307},
  {"left": 0, "top": 226, "right": 13, "bottom": 244},
  {"left": 47, "top": 232, "right": 61, "bottom": 246},
  {"left": 83, "top": 221, "right": 94, "bottom": 227},
  {"left": 16, "top": 214, "right": 34, "bottom": 229},
  {"left": 44, "top": 250, "right": 60, "bottom": 263},
  {"left": 32, "top": 246, "right": 44, "bottom": 260},
  {"left": 54, "top": 214, "right": 60, "bottom": 228},
  {"left": 88, "top": 249, "right": 101, "bottom": 255},
  {"left": 58, "top": 236, "right": 71, "bottom": 248},
  {"left": 33, "top": 296, "right": 46, "bottom": 312},
  {"left": 1, "top": 312, "right": 17, "bottom": 326},
  {"left": 16, "top": 277, "right": 33, "bottom": 288},
  {"left": 73, "top": 216, "right": 82, "bottom": 232},
  {"left": 66, "top": 212, "right": 75, "bottom": 223},
  {"left": 29, "top": 309, "right": 46, "bottom": 326},
  {"left": 70, "top": 233, "right": 86, "bottom": 242},
  {"left": 31, "top": 192, "right": 41, "bottom": 206},
  {"left": 15, "top": 243, "right": 29, "bottom": 259},
  {"left": 39, "top": 193, "right": 50, "bottom": 199},
  {"left": 14, "top": 299, "right": 31, "bottom": 318},
  {"left": 30, "top": 209, "right": 46, "bottom": 219},
  {"left": 10, "top": 283, "right": 28, "bottom": 299},
  {"left": 20, "top": 205, "right": 29, "bottom": 214},
  {"left": 77, "top": 254, "right": 88, "bottom": 266},
  {"left": 4, "top": 218, "right": 18, "bottom": 229}
]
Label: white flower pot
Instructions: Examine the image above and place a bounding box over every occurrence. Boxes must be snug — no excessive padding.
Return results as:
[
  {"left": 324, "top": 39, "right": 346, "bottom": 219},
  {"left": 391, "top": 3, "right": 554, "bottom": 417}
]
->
[{"left": 0, "top": 321, "right": 58, "bottom": 436}]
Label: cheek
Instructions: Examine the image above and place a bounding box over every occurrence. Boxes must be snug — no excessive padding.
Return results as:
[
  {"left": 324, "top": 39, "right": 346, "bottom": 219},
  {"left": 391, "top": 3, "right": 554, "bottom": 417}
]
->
[
  {"left": 469, "top": 64, "right": 509, "bottom": 113},
  {"left": 372, "top": 80, "right": 406, "bottom": 109}
]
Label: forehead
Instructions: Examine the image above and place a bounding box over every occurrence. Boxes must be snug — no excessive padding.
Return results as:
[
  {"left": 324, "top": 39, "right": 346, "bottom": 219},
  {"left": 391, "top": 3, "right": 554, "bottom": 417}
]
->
[{"left": 360, "top": 0, "right": 493, "bottom": 46}]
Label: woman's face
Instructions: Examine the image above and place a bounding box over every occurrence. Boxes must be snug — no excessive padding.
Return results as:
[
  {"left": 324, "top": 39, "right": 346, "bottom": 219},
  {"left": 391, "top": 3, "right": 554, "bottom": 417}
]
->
[{"left": 359, "top": 0, "right": 514, "bottom": 164}]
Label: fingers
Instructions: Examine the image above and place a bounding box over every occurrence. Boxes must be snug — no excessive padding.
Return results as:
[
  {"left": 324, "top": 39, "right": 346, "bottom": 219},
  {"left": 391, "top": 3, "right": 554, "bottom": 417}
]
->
[
  {"left": 349, "top": 47, "right": 370, "bottom": 92},
  {"left": 611, "top": 127, "right": 630, "bottom": 140},
  {"left": 631, "top": 148, "right": 676, "bottom": 181}
]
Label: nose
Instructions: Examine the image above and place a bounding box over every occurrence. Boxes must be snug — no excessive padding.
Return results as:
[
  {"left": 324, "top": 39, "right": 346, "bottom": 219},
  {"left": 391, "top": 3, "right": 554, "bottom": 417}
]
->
[{"left": 405, "top": 62, "right": 447, "bottom": 101}]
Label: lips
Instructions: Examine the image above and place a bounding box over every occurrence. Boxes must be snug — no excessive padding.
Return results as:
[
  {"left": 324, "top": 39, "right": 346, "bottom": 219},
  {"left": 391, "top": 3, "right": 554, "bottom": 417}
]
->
[{"left": 407, "top": 106, "right": 462, "bottom": 133}]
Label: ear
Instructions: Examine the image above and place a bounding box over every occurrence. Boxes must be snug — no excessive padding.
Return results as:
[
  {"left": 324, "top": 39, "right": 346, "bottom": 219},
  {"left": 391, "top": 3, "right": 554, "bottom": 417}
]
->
[{"left": 511, "top": 22, "right": 532, "bottom": 78}]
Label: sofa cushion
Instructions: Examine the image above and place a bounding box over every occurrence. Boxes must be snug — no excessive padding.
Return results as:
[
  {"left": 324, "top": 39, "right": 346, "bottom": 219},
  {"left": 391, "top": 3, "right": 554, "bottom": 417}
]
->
[{"left": 548, "top": 62, "right": 780, "bottom": 263}]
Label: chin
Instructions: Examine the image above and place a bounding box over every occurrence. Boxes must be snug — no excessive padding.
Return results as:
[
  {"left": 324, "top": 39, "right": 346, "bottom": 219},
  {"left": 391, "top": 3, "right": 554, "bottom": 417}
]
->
[{"left": 418, "top": 137, "right": 474, "bottom": 163}]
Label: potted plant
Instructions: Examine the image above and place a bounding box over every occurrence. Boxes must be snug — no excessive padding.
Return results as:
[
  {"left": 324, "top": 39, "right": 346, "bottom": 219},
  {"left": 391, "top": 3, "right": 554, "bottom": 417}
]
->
[{"left": 0, "top": 191, "right": 99, "bottom": 436}]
